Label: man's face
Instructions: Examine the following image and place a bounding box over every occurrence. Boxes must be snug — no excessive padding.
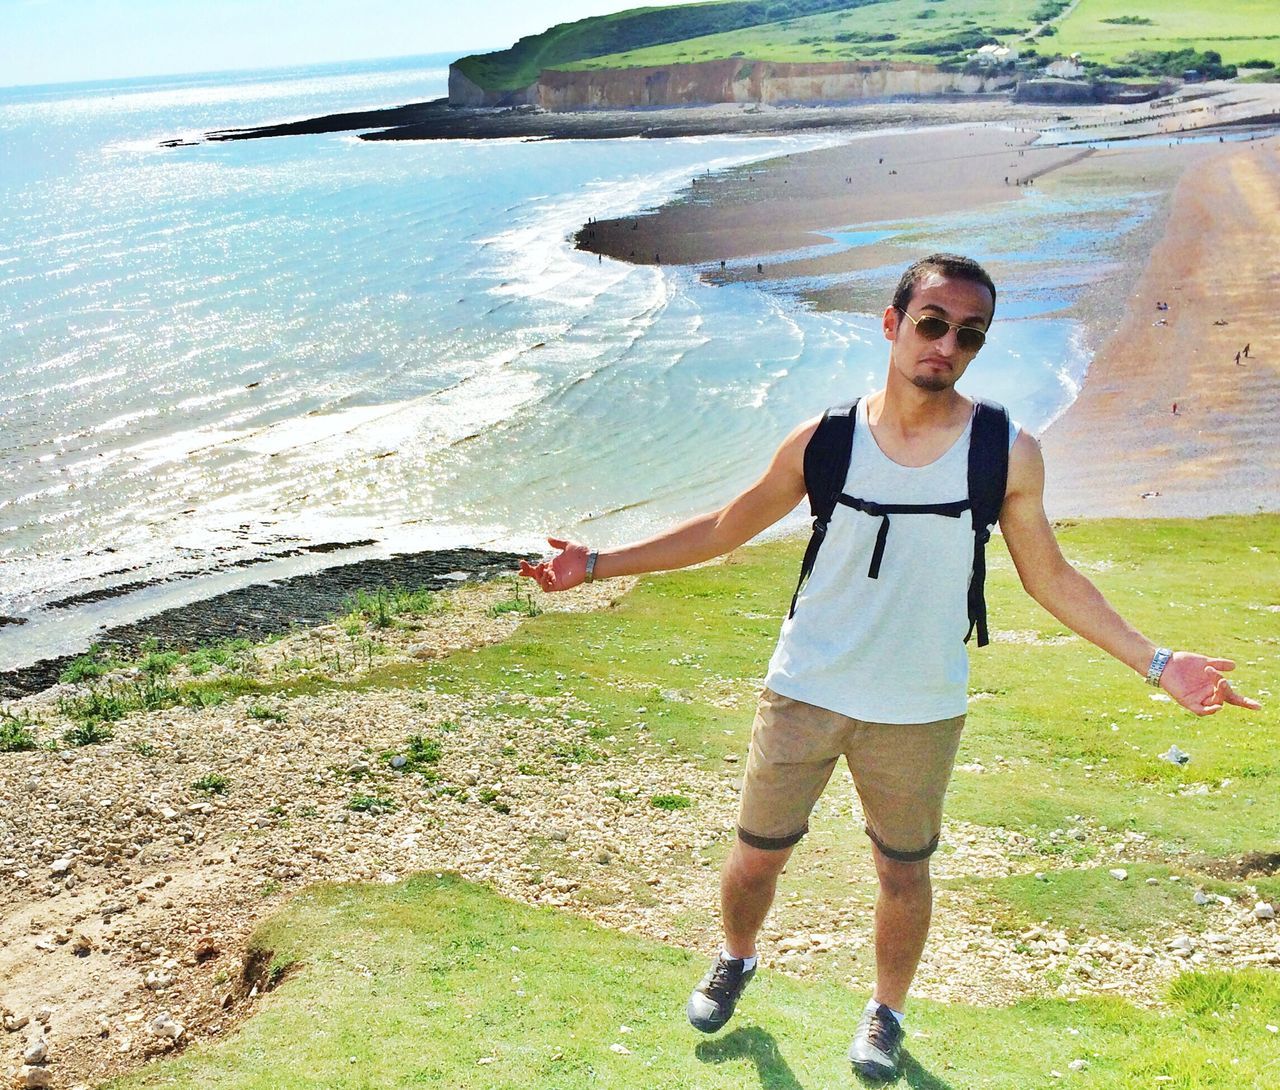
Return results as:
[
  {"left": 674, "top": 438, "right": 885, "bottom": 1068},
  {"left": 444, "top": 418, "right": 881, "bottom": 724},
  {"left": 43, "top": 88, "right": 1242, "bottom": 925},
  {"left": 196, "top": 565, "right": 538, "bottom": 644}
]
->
[{"left": 883, "top": 272, "right": 995, "bottom": 393}]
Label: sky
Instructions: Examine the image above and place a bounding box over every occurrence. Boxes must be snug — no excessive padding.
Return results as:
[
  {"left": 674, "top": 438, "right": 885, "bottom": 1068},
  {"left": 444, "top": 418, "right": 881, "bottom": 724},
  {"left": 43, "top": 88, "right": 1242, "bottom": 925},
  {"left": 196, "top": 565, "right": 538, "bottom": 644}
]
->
[{"left": 0, "top": 0, "right": 700, "bottom": 88}]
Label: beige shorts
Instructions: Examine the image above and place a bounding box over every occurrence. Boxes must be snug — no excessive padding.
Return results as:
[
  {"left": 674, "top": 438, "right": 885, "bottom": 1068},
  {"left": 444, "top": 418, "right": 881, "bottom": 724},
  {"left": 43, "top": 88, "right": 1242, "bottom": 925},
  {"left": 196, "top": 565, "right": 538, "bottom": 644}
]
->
[{"left": 736, "top": 687, "right": 965, "bottom": 861}]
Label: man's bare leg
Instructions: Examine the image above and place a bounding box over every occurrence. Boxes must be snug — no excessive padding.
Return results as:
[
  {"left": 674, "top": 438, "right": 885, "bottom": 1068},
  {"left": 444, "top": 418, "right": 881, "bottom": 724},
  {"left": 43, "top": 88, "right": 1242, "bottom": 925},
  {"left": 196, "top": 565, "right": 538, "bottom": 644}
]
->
[
  {"left": 687, "top": 838, "right": 794, "bottom": 1032},
  {"left": 720, "top": 838, "right": 794, "bottom": 957},
  {"left": 869, "top": 846, "right": 933, "bottom": 1011}
]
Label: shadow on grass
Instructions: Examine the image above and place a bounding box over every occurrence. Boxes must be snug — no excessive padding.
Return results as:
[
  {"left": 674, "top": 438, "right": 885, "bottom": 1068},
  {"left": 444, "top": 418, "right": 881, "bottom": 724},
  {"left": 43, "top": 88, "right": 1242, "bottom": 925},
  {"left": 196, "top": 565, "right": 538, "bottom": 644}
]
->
[
  {"left": 694, "top": 1027, "right": 956, "bottom": 1090},
  {"left": 695, "top": 1026, "right": 805, "bottom": 1089},
  {"left": 896, "top": 1051, "right": 957, "bottom": 1089}
]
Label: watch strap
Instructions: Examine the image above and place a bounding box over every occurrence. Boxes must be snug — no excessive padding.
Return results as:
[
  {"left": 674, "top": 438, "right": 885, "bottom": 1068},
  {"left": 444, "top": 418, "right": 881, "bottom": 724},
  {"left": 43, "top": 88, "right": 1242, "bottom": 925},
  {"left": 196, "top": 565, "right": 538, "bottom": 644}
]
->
[{"left": 1145, "top": 647, "right": 1173, "bottom": 687}]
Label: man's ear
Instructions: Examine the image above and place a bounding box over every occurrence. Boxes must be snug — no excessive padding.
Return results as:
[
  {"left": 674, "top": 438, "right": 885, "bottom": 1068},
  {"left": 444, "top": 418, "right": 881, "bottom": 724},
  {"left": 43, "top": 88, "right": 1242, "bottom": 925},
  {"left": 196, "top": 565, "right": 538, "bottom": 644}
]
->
[{"left": 882, "top": 305, "right": 899, "bottom": 343}]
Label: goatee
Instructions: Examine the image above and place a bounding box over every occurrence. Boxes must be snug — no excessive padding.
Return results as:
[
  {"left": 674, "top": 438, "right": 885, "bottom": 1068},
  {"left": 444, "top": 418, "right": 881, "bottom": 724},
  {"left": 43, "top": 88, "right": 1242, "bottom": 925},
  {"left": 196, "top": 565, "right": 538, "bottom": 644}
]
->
[{"left": 912, "top": 374, "right": 952, "bottom": 392}]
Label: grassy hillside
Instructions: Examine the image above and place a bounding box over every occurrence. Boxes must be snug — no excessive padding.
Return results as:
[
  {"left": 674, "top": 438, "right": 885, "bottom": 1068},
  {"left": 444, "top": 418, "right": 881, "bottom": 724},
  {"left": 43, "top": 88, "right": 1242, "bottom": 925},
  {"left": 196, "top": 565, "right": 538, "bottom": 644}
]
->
[
  {"left": 564, "top": 0, "right": 1045, "bottom": 70},
  {"left": 1051, "top": 0, "right": 1280, "bottom": 68},
  {"left": 452, "top": 0, "right": 871, "bottom": 91},
  {"left": 455, "top": 0, "right": 1280, "bottom": 92},
  {"left": 106, "top": 874, "right": 1280, "bottom": 1090},
  {"left": 100, "top": 513, "right": 1279, "bottom": 1089}
]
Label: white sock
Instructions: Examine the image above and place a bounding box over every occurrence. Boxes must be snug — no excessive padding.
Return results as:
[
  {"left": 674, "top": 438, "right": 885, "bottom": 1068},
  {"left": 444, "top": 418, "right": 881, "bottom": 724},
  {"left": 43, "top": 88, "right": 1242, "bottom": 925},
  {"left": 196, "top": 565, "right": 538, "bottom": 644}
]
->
[
  {"left": 865, "top": 997, "right": 905, "bottom": 1025},
  {"left": 724, "top": 948, "right": 758, "bottom": 971}
]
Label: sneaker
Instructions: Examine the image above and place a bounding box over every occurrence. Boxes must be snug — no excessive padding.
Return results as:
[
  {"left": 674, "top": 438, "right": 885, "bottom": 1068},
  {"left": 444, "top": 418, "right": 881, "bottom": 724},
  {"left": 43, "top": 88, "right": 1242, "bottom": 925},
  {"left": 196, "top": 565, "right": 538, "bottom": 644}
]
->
[
  {"left": 686, "top": 953, "right": 756, "bottom": 1033},
  {"left": 848, "top": 1003, "right": 903, "bottom": 1081}
]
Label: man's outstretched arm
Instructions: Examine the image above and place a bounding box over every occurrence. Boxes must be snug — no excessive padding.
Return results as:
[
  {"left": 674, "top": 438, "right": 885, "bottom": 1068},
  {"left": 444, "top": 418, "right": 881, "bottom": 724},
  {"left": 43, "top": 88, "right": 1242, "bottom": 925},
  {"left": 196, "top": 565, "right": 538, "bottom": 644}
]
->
[
  {"left": 519, "top": 417, "right": 817, "bottom": 593},
  {"left": 998, "top": 430, "right": 1260, "bottom": 717}
]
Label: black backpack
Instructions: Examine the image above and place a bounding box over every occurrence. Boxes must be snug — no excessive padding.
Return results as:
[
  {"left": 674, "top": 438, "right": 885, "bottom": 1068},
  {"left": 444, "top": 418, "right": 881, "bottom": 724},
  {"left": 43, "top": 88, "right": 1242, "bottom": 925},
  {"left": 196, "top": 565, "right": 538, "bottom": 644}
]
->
[{"left": 788, "top": 397, "right": 1011, "bottom": 646}]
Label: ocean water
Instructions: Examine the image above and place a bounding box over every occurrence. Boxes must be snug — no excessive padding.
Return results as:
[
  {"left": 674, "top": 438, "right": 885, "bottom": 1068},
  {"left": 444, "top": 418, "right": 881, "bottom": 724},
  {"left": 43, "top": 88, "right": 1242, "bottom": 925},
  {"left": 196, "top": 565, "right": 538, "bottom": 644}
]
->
[{"left": 0, "top": 55, "right": 1146, "bottom": 669}]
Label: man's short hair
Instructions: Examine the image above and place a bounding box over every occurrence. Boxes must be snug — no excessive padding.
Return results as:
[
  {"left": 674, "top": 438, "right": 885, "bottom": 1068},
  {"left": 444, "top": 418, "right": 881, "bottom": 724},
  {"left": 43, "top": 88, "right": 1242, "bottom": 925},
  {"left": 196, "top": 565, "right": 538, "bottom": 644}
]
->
[{"left": 891, "top": 253, "right": 997, "bottom": 320}]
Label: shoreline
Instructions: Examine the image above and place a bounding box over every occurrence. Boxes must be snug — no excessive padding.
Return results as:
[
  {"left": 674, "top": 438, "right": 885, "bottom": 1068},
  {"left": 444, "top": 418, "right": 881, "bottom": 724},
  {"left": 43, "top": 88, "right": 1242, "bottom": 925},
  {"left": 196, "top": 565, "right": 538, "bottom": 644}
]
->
[
  {"left": 190, "top": 79, "right": 1280, "bottom": 147},
  {"left": 201, "top": 95, "right": 1082, "bottom": 144},
  {"left": 0, "top": 547, "right": 528, "bottom": 699}
]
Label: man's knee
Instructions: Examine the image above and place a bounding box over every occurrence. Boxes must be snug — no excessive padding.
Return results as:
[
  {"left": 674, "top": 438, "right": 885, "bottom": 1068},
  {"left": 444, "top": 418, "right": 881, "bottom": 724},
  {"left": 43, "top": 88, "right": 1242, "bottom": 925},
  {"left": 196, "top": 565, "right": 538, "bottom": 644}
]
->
[
  {"left": 872, "top": 849, "right": 931, "bottom": 899},
  {"left": 728, "top": 837, "right": 793, "bottom": 884}
]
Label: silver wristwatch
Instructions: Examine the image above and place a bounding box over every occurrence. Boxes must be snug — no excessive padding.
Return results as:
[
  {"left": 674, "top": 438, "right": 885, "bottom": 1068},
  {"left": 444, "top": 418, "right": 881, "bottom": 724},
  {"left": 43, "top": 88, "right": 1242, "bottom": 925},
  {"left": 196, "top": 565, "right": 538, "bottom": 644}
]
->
[
  {"left": 1145, "top": 647, "right": 1173, "bottom": 687},
  {"left": 585, "top": 550, "right": 598, "bottom": 583}
]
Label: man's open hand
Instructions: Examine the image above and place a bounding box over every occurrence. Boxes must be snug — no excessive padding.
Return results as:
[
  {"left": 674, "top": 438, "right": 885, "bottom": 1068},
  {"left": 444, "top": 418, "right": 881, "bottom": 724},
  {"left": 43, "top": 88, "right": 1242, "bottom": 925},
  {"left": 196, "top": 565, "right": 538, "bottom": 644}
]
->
[
  {"left": 518, "top": 537, "right": 588, "bottom": 593},
  {"left": 1160, "top": 653, "right": 1261, "bottom": 716}
]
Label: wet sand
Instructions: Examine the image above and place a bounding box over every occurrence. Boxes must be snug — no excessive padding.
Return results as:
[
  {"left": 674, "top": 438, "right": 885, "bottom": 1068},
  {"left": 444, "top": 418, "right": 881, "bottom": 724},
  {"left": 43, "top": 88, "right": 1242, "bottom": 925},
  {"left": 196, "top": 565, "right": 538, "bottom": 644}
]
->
[{"left": 577, "top": 125, "right": 1083, "bottom": 275}]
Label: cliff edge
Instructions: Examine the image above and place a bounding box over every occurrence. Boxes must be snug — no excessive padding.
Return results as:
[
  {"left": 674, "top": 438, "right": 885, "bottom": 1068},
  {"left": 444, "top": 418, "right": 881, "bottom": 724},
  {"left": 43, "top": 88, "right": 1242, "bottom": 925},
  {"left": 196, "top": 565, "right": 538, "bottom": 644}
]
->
[{"left": 447, "top": 58, "right": 1017, "bottom": 111}]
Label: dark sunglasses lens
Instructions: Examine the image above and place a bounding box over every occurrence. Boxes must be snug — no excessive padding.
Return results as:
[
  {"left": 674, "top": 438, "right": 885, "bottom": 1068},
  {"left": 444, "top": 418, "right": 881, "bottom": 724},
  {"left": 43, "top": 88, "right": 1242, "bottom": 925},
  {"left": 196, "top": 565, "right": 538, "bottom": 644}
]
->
[
  {"left": 956, "top": 328, "right": 986, "bottom": 351},
  {"left": 914, "top": 316, "right": 951, "bottom": 340}
]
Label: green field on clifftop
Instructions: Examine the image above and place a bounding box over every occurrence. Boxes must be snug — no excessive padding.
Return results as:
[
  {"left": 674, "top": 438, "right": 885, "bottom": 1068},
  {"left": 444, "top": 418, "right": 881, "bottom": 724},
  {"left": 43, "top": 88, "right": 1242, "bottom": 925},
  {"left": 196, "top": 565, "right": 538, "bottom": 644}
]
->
[
  {"left": 453, "top": 0, "right": 869, "bottom": 91},
  {"left": 1049, "top": 0, "right": 1280, "bottom": 67},
  {"left": 455, "top": 0, "right": 1279, "bottom": 93},
  {"left": 564, "top": 0, "right": 1044, "bottom": 70}
]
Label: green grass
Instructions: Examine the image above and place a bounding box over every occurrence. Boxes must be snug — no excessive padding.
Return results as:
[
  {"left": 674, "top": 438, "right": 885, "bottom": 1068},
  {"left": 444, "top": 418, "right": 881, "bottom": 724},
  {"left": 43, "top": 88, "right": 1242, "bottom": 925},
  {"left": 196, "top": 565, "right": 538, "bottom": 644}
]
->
[
  {"left": 488, "top": 577, "right": 543, "bottom": 618},
  {"left": 104, "top": 873, "right": 1280, "bottom": 1090},
  {"left": 346, "top": 794, "right": 397, "bottom": 814},
  {"left": 457, "top": 0, "right": 1280, "bottom": 89},
  {"left": 338, "top": 585, "right": 445, "bottom": 632},
  {"left": 58, "top": 643, "right": 123, "bottom": 684},
  {"left": 562, "top": 0, "right": 1043, "bottom": 71},
  {"left": 0, "top": 710, "right": 39, "bottom": 752},
  {"left": 1053, "top": 0, "right": 1280, "bottom": 67},
  {"left": 381, "top": 732, "right": 443, "bottom": 777},
  {"left": 59, "top": 675, "right": 261, "bottom": 722},
  {"left": 949, "top": 862, "right": 1266, "bottom": 939},
  {"left": 455, "top": 0, "right": 869, "bottom": 91},
  {"left": 63, "top": 514, "right": 1279, "bottom": 1088},
  {"left": 191, "top": 772, "right": 230, "bottom": 795}
]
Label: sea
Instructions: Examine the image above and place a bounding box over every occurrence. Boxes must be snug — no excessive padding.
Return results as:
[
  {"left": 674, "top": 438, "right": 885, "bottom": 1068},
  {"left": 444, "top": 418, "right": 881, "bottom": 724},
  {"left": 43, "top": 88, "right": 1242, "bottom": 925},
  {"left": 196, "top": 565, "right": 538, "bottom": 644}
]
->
[{"left": 0, "top": 52, "right": 1156, "bottom": 672}]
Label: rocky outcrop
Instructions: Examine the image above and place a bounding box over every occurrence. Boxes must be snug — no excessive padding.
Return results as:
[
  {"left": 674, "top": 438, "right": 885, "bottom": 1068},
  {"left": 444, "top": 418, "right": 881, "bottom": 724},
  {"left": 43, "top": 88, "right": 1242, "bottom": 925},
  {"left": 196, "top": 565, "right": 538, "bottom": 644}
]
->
[
  {"left": 448, "top": 67, "right": 537, "bottom": 108},
  {"left": 448, "top": 58, "right": 1017, "bottom": 111},
  {"left": 1015, "top": 77, "right": 1172, "bottom": 106},
  {"left": 1015, "top": 77, "right": 1096, "bottom": 104}
]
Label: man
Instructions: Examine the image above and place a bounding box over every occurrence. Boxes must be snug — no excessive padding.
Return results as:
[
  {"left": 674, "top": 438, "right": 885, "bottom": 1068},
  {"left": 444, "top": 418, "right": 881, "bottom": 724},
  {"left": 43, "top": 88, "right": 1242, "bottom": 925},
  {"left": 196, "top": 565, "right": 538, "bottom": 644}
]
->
[{"left": 519, "top": 253, "right": 1258, "bottom": 1082}]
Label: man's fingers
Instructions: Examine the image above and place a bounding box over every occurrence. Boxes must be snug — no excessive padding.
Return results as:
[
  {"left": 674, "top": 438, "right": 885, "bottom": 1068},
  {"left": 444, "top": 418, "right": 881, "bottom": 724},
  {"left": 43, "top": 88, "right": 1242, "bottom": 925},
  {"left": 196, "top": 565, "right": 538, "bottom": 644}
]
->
[
  {"left": 1222, "top": 684, "right": 1262, "bottom": 711},
  {"left": 1205, "top": 658, "right": 1236, "bottom": 672},
  {"left": 547, "top": 537, "right": 569, "bottom": 550}
]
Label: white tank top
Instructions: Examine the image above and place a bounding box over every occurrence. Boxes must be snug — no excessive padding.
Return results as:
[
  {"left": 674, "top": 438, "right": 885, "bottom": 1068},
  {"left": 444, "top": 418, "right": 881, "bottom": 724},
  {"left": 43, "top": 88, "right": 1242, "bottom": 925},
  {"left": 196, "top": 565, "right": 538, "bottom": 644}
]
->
[{"left": 765, "top": 398, "right": 1016, "bottom": 724}]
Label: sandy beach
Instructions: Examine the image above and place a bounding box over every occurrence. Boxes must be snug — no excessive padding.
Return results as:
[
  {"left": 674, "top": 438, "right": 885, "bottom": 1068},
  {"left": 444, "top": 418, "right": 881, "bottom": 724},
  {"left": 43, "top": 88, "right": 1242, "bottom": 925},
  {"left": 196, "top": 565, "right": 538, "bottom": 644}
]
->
[{"left": 1040, "top": 140, "right": 1280, "bottom": 517}]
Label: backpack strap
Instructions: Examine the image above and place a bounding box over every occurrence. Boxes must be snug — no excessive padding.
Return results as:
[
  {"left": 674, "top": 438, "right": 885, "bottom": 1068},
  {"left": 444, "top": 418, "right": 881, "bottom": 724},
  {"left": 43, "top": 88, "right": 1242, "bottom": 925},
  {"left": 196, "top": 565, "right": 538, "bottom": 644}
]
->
[
  {"left": 788, "top": 399, "right": 858, "bottom": 618},
  {"left": 836, "top": 495, "right": 969, "bottom": 579},
  {"left": 965, "top": 398, "right": 1012, "bottom": 647}
]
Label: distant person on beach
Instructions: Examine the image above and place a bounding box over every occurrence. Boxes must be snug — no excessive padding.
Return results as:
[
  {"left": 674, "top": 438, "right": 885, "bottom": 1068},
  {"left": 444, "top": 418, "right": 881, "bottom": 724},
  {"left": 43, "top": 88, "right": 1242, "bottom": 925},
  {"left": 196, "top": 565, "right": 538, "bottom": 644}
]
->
[
  {"left": 1243, "top": 342, "right": 1250, "bottom": 358},
  {"left": 1236, "top": 350, "right": 1242, "bottom": 365},
  {"left": 519, "top": 253, "right": 1260, "bottom": 1082}
]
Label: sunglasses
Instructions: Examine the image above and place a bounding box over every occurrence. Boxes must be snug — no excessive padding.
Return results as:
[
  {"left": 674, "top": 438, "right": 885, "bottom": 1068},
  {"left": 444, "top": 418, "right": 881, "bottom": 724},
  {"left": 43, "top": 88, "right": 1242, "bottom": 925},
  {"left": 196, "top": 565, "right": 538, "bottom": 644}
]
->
[{"left": 896, "top": 308, "right": 987, "bottom": 352}]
